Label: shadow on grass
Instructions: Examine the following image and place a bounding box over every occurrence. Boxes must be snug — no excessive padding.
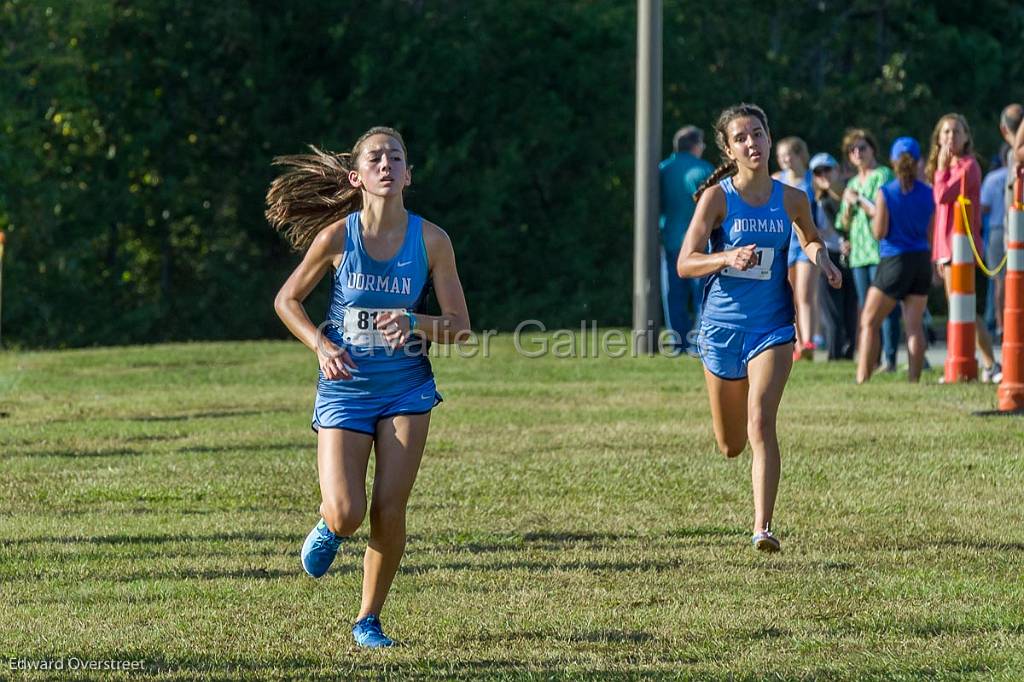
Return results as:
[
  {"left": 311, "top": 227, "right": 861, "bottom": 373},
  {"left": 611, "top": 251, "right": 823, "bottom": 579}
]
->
[
  {"left": 122, "top": 357, "right": 247, "bottom": 369},
  {"left": 0, "top": 565, "right": 309, "bottom": 585},
  {"left": 6, "top": 447, "right": 144, "bottom": 458},
  {"left": 6, "top": 440, "right": 307, "bottom": 458},
  {"left": 402, "top": 556, "right": 695, "bottom": 575},
  {"left": 2, "top": 530, "right": 297, "bottom": 546},
  {"left": 423, "top": 526, "right": 741, "bottom": 555},
  {"left": 474, "top": 629, "right": 656, "bottom": 645},
  {"left": 126, "top": 408, "right": 291, "bottom": 422},
  {"left": 124, "top": 433, "right": 187, "bottom": 443},
  {"left": 5, "top": 544, "right": 297, "bottom": 567},
  {"left": 171, "top": 441, "right": 309, "bottom": 455},
  {"left": 526, "top": 526, "right": 737, "bottom": 543},
  {"left": 896, "top": 538, "right": 1024, "bottom": 553},
  {"left": 114, "top": 567, "right": 304, "bottom": 582},
  {"left": 741, "top": 625, "right": 791, "bottom": 640},
  {"left": 801, "top": 663, "right": 1001, "bottom": 679},
  {"left": 7, "top": 504, "right": 309, "bottom": 517},
  {"left": 39, "top": 407, "right": 294, "bottom": 426},
  {"left": 905, "top": 620, "right": 1024, "bottom": 637}
]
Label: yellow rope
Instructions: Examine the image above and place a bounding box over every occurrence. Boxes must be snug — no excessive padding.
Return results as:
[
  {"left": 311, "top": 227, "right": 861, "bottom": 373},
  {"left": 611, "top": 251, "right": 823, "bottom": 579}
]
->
[{"left": 957, "top": 195, "right": 1007, "bottom": 277}]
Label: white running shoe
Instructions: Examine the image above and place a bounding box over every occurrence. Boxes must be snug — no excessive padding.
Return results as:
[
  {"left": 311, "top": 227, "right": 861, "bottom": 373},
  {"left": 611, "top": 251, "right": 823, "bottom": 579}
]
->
[
  {"left": 752, "top": 529, "right": 781, "bottom": 553},
  {"left": 982, "top": 362, "right": 1003, "bottom": 384}
]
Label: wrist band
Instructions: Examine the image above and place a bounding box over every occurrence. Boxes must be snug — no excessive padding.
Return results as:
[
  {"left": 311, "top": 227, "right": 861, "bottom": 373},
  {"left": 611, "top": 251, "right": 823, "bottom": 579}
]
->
[{"left": 405, "top": 311, "right": 417, "bottom": 330}]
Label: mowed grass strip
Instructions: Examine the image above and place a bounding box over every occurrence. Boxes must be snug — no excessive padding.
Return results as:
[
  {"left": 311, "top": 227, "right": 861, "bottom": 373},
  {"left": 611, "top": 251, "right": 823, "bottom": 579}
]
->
[{"left": 1, "top": 336, "right": 1022, "bottom": 681}]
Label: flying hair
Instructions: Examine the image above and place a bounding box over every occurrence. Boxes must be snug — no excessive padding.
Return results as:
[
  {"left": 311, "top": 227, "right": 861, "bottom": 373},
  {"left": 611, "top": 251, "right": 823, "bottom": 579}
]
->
[{"left": 265, "top": 126, "right": 407, "bottom": 252}]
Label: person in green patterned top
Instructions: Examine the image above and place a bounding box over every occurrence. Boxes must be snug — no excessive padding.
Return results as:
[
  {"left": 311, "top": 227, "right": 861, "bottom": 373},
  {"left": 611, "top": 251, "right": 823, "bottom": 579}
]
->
[{"left": 837, "top": 128, "right": 900, "bottom": 369}]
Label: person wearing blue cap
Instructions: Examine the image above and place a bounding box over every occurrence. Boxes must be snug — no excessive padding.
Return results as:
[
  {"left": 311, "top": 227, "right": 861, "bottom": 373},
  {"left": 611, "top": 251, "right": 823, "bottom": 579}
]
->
[
  {"left": 856, "top": 137, "right": 934, "bottom": 383},
  {"left": 809, "top": 152, "right": 858, "bottom": 360}
]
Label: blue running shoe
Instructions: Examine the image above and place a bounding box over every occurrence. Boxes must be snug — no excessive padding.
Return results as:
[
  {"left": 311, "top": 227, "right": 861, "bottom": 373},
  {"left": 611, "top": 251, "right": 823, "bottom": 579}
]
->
[
  {"left": 752, "top": 529, "right": 781, "bottom": 553},
  {"left": 352, "top": 614, "right": 396, "bottom": 648},
  {"left": 300, "top": 519, "right": 342, "bottom": 578}
]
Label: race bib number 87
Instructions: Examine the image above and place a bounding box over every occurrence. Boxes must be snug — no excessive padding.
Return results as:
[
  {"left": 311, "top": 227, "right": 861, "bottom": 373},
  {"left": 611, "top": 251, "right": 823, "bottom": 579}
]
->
[
  {"left": 722, "top": 247, "right": 774, "bottom": 280},
  {"left": 343, "top": 307, "right": 406, "bottom": 348}
]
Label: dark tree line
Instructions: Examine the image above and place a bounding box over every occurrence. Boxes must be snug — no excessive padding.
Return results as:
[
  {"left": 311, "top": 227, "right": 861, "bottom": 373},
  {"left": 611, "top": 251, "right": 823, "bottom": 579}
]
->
[{"left": 2, "top": 0, "right": 1021, "bottom": 347}]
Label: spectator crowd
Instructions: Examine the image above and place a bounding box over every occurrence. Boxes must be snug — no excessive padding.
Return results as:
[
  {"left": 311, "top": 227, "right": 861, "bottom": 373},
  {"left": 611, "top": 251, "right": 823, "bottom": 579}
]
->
[{"left": 658, "top": 105, "right": 1024, "bottom": 383}]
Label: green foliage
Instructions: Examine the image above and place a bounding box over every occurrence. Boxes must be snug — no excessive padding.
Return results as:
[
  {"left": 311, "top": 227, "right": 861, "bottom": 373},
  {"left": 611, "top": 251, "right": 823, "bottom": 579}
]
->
[{"left": 2, "top": 1, "right": 1022, "bottom": 346}]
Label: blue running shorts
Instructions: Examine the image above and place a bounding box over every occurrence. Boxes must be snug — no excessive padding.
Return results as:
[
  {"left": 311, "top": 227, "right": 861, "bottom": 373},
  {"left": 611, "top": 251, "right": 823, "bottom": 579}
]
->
[
  {"left": 787, "top": 231, "right": 810, "bottom": 267},
  {"left": 698, "top": 323, "right": 796, "bottom": 380},
  {"left": 312, "top": 376, "right": 443, "bottom": 435}
]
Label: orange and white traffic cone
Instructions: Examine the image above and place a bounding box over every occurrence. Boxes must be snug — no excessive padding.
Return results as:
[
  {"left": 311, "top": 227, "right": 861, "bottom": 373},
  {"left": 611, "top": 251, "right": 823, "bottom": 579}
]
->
[
  {"left": 945, "top": 183, "right": 978, "bottom": 383},
  {"left": 998, "top": 169, "right": 1024, "bottom": 411}
]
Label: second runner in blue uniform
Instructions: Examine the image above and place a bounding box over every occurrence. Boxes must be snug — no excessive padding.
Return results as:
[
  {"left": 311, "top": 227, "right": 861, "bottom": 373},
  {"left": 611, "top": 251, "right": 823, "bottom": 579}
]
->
[{"left": 677, "top": 104, "right": 842, "bottom": 553}]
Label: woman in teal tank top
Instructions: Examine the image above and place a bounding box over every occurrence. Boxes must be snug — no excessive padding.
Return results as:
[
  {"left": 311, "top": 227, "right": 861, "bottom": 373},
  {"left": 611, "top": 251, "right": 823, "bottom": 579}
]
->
[
  {"left": 678, "top": 104, "right": 842, "bottom": 553},
  {"left": 267, "top": 127, "right": 471, "bottom": 648}
]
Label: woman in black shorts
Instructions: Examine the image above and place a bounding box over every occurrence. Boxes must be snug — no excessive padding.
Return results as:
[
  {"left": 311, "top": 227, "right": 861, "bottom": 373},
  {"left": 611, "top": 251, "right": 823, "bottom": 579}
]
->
[{"left": 857, "top": 137, "right": 935, "bottom": 383}]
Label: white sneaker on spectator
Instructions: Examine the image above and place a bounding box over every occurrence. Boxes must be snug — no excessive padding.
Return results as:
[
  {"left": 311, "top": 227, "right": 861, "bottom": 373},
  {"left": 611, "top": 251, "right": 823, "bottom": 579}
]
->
[{"left": 982, "top": 362, "right": 1003, "bottom": 384}]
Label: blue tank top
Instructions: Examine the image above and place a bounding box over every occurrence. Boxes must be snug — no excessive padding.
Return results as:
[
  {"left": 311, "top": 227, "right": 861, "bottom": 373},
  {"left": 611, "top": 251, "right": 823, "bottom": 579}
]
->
[
  {"left": 702, "top": 178, "right": 795, "bottom": 331},
  {"left": 878, "top": 179, "right": 933, "bottom": 258},
  {"left": 320, "top": 210, "right": 433, "bottom": 396}
]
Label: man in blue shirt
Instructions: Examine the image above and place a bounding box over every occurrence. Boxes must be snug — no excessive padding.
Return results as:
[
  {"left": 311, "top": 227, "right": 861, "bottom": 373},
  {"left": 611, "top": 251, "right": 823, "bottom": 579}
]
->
[
  {"left": 981, "top": 156, "right": 1008, "bottom": 339},
  {"left": 659, "top": 125, "right": 714, "bottom": 354}
]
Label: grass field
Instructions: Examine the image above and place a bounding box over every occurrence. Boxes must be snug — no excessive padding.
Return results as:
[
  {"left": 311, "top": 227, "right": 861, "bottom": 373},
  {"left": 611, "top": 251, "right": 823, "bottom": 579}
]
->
[{"left": 1, "top": 335, "right": 1022, "bottom": 680}]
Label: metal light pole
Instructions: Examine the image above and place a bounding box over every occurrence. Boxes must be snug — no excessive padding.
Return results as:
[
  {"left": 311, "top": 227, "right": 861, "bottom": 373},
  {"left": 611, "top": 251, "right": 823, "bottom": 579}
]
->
[{"left": 633, "top": 0, "right": 662, "bottom": 354}]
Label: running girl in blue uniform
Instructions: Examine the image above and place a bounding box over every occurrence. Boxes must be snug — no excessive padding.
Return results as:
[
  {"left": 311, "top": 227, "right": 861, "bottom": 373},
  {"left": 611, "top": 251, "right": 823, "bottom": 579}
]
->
[
  {"left": 267, "top": 127, "right": 471, "bottom": 647},
  {"left": 677, "top": 104, "right": 842, "bottom": 552}
]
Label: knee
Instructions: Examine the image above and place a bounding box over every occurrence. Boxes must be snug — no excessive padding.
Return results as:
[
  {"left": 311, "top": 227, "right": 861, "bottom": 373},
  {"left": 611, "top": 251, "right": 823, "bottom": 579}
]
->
[
  {"left": 717, "top": 437, "right": 746, "bottom": 458},
  {"left": 369, "top": 501, "right": 407, "bottom": 539},
  {"left": 321, "top": 498, "right": 365, "bottom": 537},
  {"left": 747, "top": 411, "right": 775, "bottom": 444}
]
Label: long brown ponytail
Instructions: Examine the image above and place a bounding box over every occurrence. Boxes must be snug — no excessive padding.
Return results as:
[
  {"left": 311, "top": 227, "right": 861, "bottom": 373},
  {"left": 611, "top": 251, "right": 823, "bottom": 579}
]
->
[
  {"left": 693, "top": 161, "right": 738, "bottom": 203},
  {"left": 893, "top": 153, "right": 918, "bottom": 192},
  {"left": 693, "top": 103, "right": 771, "bottom": 203},
  {"left": 265, "top": 126, "right": 407, "bottom": 251}
]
